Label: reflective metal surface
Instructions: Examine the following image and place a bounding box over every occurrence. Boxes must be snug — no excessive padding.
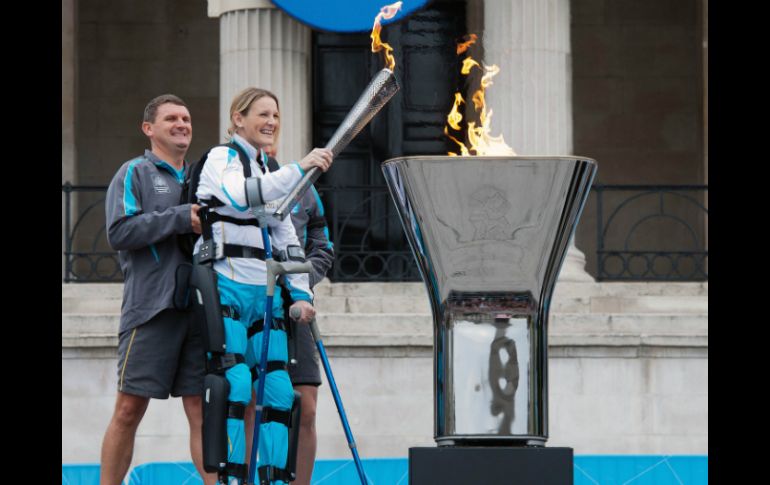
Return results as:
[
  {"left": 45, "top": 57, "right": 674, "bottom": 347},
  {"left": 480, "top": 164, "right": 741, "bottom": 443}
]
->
[{"left": 382, "top": 156, "right": 596, "bottom": 445}]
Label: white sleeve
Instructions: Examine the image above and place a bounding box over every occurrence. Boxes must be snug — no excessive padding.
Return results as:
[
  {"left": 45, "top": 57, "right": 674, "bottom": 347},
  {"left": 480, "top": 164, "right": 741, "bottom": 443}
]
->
[
  {"left": 197, "top": 146, "right": 305, "bottom": 211},
  {"left": 273, "top": 215, "right": 313, "bottom": 302},
  {"left": 254, "top": 161, "right": 306, "bottom": 201},
  {"left": 197, "top": 145, "right": 250, "bottom": 210}
]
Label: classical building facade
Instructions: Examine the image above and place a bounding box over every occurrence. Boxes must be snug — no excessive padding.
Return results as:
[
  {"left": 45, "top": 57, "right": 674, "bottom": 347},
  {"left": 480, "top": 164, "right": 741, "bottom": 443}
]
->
[{"left": 62, "top": 0, "right": 708, "bottom": 469}]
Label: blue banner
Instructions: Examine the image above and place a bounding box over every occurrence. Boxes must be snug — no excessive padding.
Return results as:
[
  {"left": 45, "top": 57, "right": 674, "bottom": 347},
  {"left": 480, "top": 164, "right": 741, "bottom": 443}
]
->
[{"left": 271, "top": 0, "right": 430, "bottom": 33}]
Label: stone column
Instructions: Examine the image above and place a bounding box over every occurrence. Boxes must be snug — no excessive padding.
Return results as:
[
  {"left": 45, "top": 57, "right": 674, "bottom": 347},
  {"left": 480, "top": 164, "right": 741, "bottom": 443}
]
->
[
  {"left": 702, "top": 0, "right": 708, "bottom": 262},
  {"left": 483, "top": 0, "right": 593, "bottom": 281},
  {"left": 62, "top": 0, "right": 77, "bottom": 280},
  {"left": 208, "top": 0, "right": 312, "bottom": 165}
]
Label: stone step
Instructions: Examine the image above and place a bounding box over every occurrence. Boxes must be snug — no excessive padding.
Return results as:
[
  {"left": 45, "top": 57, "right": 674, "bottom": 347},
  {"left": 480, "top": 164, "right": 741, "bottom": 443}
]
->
[
  {"left": 314, "top": 295, "right": 431, "bottom": 314},
  {"left": 588, "top": 296, "right": 707, "bottom": 314},
  {"left": 61, "top": 283, "right": 123, "bottom": 299},
  {"left": 62, "top": 296, "right": 123, "bottom": 314},
  {"left": 552, "top": 281, "right": 708, "bottom": 299},
  {"left": 61, "top": 294, "right": 705, "bottom": 316},
  {"left": 63, "top": 283, "right": 706, "bottom": 315},
  {"left": 63, "top": 312, "right": 708, "bottom": 349},
  {"left": 63, "top": 281, "right": 709, "bottom": 300}
]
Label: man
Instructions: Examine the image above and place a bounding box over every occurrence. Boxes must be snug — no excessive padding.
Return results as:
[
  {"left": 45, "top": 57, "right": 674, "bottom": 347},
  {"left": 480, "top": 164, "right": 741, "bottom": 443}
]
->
[{"left": 100, "top": 94, "right": 216, "bottom": 485}]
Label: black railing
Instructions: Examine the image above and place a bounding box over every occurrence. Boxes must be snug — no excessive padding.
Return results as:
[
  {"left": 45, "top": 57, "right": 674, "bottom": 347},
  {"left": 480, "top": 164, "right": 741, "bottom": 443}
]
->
[
  {"left": 62, "top": 183, "right": 708, "bottom": 283},
  {"left": 62, "top": 183, "right": 122, "bottom": 282},
  {"left": 319, "top": 186, "right": 421, "bottom": 282},
  {"left": 593, "top": 185, "right": 708, "bottom": 281}
]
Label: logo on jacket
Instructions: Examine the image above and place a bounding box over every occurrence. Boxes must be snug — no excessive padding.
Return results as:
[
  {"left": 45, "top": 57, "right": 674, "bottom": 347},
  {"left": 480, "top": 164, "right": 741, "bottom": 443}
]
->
[{"left": 153, "top": 175, "right": 170, "bottom": 194}]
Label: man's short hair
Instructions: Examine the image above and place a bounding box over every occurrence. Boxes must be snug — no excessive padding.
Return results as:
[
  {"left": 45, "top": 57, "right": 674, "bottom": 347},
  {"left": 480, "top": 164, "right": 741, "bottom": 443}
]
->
[{"left": 143, "top": 94, "right": 188, "bottom": 123}]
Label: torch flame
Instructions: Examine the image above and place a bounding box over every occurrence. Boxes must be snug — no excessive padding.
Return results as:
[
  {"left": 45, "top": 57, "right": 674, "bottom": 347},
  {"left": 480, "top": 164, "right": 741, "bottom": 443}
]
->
[
  {"left": 446, "top": 35, "right": 516, "bottom": 156},
  {"left": 371, "top": 2, "right": 403, "bottom": 71},
  {"left": 456, "top": 34, "right": 478, "bottom": 55}
]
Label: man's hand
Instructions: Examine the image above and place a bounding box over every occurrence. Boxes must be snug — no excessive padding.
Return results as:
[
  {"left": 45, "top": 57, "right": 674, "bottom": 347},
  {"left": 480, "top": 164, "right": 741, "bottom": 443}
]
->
[
  {"left": 191, "top": 204, "right": 202, "bottom": 234},
  {"left": 289, "top": 300, "right": 316, "bottom": 324}
]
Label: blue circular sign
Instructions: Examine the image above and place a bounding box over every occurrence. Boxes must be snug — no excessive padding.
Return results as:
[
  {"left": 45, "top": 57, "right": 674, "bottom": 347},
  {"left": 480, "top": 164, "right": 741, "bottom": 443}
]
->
[{"left": 271, "top": 0, "right": 430, "bottom": 33}]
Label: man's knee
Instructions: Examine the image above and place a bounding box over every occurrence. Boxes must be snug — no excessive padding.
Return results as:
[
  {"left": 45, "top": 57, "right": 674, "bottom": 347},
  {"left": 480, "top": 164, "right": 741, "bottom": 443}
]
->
[
  {"left": 182, "top": 395, "right": 203, "bottom": 426},
  {"left": 113, "top": 393, "right": 149, "bottom": 428}
]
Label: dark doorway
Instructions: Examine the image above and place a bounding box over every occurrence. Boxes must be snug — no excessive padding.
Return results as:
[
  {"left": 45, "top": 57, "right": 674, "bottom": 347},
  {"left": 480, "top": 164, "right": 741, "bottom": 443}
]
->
[{"left": 313, "top": 0, "right": 467, "bottom": 281}]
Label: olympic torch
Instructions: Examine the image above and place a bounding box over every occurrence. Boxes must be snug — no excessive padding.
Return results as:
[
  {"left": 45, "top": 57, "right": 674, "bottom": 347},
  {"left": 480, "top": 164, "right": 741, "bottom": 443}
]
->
[
  {"left": 273, "top": 1, "right": 403, "bottom": 221},
  {"left": 273, "top": 67, "right": 400, "bottom": 220}
]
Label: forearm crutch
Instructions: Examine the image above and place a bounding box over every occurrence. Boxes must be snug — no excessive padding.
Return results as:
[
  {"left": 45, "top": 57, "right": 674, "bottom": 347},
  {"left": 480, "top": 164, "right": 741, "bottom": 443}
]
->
[{"left": 290, "top": 307, "right": 370, "bottom": 485}]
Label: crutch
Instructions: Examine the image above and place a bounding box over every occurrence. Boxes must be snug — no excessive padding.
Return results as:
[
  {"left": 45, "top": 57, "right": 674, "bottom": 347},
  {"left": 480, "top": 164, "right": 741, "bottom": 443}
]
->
[
  {"left": 245, "top": 182, "right": 312, "bottom": 485},
  {"left": 289, "top": 307, "right": 370, "bottom": 484}
]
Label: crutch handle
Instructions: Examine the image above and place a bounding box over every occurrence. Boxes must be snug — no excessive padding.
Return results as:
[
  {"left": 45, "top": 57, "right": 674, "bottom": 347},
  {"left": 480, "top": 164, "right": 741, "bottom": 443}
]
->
[{"left": 291, "top": 307, "right": 322, "bottom": 342}]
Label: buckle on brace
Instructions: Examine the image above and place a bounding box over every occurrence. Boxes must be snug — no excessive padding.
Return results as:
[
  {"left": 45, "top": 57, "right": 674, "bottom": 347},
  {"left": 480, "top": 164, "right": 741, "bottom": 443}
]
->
[
  {"left": 197, "top": 240, "right": 223, "bottom": 263},
  {"left": 286, "top": 244, "right": 305, "bottom": 262},
  {"left": 219, "top": 353, "right": 239, "bottom": 369}
]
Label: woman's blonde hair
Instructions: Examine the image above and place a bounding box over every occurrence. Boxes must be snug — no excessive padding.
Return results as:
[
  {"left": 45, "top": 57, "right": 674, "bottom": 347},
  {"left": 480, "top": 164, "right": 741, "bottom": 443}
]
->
[{"left": 226, "top": 87, "right": 280, "bottom": 140}]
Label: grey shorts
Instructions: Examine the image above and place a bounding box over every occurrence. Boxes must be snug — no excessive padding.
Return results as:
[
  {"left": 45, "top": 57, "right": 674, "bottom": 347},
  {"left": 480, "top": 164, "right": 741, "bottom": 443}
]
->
[
  {"left": 116, "top": 308, "right": 206, "bottom": 399},
  {"left": 288, "top": 321, "right": 322, "bottom": 386}
]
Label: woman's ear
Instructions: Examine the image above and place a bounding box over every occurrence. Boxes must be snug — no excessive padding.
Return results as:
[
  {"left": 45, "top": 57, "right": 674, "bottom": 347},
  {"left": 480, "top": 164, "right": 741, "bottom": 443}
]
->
[{"left": 232, "top": 112, "right": 244, "bottom": 129}]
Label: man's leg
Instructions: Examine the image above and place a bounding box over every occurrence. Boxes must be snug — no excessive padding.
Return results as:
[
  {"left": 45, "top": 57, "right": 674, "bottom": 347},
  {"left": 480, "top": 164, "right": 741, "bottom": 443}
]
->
[
  {"left": 100, "top": 392, "right": 150, "bottom": 485},
  {"left": 182, "top": 395, "right": 219, "bottom": 485},
  {"left": 293, "top": 384, "right": 318, "bottom": 485}
]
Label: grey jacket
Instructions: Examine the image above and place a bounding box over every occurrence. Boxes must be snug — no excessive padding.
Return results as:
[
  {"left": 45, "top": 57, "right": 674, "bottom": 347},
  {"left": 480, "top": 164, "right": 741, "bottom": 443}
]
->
[
  {"left": 105, "top": 149, "right": 193, "bottom": 333},
  {"left": 289, "top": 185, "right": 334, "bottom": 288}
]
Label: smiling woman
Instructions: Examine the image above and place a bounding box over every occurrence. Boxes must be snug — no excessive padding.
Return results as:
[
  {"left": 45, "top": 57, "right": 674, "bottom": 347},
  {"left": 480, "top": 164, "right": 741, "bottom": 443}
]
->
[
  {"left": 186, "top": 85, "right": 336, "bottom": 485},
  {"left": 229, "top": 88, "right": 280, "bottom": 150},
  {"left": 228, "top": 87, "right": 332, "bottom": 174}
]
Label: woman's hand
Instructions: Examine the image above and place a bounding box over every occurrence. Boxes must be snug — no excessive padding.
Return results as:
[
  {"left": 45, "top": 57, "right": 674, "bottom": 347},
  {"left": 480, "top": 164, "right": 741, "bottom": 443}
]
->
[{"left": 299, "top": 148, "right": 333, "bottom": 173}]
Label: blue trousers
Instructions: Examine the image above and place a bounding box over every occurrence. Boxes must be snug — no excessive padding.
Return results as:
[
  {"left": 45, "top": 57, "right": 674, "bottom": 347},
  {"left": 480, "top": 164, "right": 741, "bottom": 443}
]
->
[{"left": 216, "top": 274, "right": 294, "bottom": 485}]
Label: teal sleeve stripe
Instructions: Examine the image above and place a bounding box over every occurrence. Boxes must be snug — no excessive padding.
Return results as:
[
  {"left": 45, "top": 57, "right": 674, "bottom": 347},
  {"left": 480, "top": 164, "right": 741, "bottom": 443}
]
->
[
  {"left": 286, "top": 281, "right": 312, "bottom": 302},
  {"left": 123, "top": 159, "right": 142, "bottom": 216},
  {"left": 227, "top": 148, "right": 239, "bottom": 164},
  {"left": 221, "top": 183, "right": 248, "bottom": 211},
  {"left": 311, "top": 185, "right": 325, "bottom": 216},
  {"left": 323, "top": 227, "right": 333, "bottom": 250},
  {"left": 149, "top": 244, "right": 160, "bottom": 263},
  {"left": 293, "top": 162, "right": 305, "bottom": 177}
]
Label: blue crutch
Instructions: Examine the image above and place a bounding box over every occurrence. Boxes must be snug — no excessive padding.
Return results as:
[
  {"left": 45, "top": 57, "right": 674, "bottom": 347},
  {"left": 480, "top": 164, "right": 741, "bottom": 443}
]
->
[
  {"left": 289, "top": 307, "right": 370, "bottom": 484},
  {"left": 245, "top": 179, "right": 312, "bottom": 484}
]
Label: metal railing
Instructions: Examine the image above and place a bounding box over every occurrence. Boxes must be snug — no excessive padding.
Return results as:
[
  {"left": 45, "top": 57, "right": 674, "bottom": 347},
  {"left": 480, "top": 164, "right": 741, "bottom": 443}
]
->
[
  {"left": 62, "top": 183, "right": 121, "bottom": 282},
  {"left": 593, "top": 185, "right": 708, "bottom": 281},
  {"left": 319, "top": 185, "right": 421, "bottom": 282},
  {"left": 62, "top": 183, "right": 708, "bottom": 283}
]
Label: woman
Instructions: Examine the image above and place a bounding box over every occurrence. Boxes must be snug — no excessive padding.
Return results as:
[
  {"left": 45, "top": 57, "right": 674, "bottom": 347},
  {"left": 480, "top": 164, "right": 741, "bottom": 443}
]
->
[{"left": 194, "top": 87, "right": 333, "bottom": 485}]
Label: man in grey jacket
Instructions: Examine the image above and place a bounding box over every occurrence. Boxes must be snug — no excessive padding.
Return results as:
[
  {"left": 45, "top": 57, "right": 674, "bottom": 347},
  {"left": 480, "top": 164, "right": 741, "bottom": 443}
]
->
[{"left": 100, "top": 94, "right": 216, "bottom": 485}]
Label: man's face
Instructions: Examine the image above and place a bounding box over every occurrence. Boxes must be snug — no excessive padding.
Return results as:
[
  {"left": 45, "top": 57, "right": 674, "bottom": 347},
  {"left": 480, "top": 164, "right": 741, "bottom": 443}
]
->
[{"left": 143, "top": 103, "right": 192, "bottom": 153}]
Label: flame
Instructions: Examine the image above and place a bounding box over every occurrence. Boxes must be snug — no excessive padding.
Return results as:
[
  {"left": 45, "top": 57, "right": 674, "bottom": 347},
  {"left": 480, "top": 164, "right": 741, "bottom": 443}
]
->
[
  {"left": 456, "top": 34, "right": 478, "bottom": 55},
  {"left": 446, "top": 36, "right": 516, "bottom": 156},
  {"left": 447, "top": 93, "right": 465, "bottom": 131},
  {"left": 371, "top": 2, "right": 403, "bottom": 71},
  {"left": 460, "top": 57, "right": 480, "bottom": 75},
  {"left": 444, "top": 127, "right": 470, "bottom": 156}
]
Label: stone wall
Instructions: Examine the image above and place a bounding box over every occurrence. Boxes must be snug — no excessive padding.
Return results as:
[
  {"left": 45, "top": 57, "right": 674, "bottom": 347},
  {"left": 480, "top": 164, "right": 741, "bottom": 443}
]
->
[{"left": 62, "top": 281, "right": 707, "bottom": 465}]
